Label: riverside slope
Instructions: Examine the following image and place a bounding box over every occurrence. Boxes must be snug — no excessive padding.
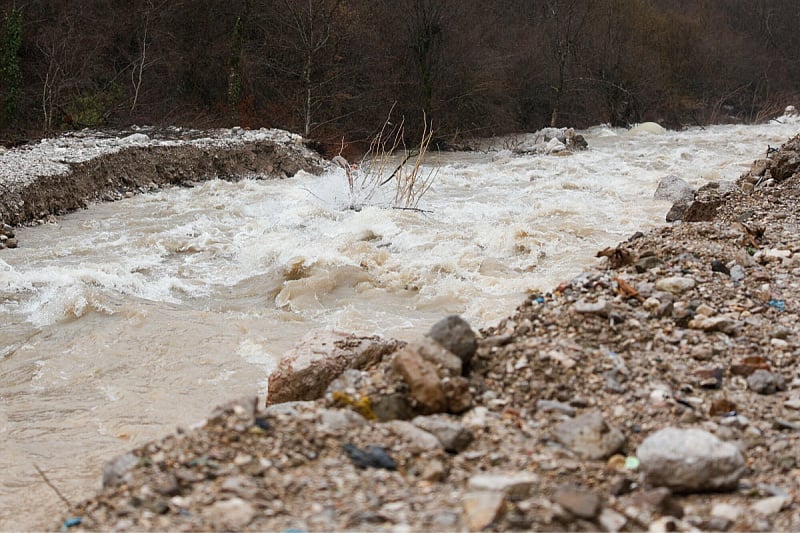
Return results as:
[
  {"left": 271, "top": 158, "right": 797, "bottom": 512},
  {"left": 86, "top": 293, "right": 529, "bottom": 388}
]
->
[{"left": 58, "top": 134, "right": 800, "bottom": 531}]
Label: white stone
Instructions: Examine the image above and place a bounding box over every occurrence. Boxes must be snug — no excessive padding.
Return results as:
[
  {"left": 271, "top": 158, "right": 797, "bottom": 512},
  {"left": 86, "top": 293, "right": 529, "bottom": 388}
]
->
[
  {"left": 655, "top": 276, "right": 695, "bottom": 294},
  {"left": 711, "top": 502, "right": 741, "bottom": 522},
  {"left": 750, "top": 495, "right": 789, "bottom": 516},
  {"left": 467, "top": 472, "right": 539, "bottom": 499},
  {"left": 637, "top": 427, "right": 745, "bottom": 492},
  {"left": 629, "top": 122, "right": 666, "bottom": 135},
  {"left": 203, "top": 498, "right": 256, "bottom": 529}
]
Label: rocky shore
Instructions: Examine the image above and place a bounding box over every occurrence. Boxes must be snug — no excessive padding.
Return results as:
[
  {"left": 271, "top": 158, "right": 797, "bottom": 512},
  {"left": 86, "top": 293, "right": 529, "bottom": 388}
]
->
[
  {"left": 42, "top": 132, "right": 800, "bottom": 532},
  {"left": 0, "top": 127, "right": 326, "bottom": 244}
]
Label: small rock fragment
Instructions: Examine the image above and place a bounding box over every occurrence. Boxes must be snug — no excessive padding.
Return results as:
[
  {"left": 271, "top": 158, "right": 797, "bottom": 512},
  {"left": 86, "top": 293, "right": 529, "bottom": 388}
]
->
[
  {"left": 552, "top": 486, "right": 602, "bottom": 519},
  {"left": 655, "top": 276, "right": 696, "bottom": 294},
  {"left": 747, "top": 369, "right": 787, "bottom": 395},
  {"left": 467, "top": 472, "right": 539, "bottom": 499},
  {"left": 552, "top": 410, "right": 626, "bottom": 460},
  {"left": 462, "top": 491, "right": 506, "bottom": 531},
  {"left": 413, "top": 414, "right": 474, "bottom": 453}
]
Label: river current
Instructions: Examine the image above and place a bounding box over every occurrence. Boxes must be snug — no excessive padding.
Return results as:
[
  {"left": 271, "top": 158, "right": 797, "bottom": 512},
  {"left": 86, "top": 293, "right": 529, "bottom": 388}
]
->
[{"left": 1, "top": 119, "right": 798, "bottom": 528}]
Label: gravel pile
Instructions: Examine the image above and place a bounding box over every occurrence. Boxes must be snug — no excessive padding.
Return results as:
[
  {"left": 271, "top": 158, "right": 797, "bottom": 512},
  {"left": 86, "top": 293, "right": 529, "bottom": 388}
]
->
[{"left": 55, "top": 134, "right": 800, "bottom": 531}]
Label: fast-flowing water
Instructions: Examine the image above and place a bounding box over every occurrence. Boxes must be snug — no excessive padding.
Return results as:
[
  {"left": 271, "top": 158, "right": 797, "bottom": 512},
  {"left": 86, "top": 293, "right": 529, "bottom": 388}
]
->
[{"left": 1, "top": 119, "right": 798, "bottom": 529}]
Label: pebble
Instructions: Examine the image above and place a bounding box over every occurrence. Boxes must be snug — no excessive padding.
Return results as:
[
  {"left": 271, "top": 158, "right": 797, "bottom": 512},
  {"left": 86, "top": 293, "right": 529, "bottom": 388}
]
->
[
  {"left": 412, "top": 414, "right": 474, "bottom": 453},
  {"left": 655, "top": 276, "right": 696, "bottom": 294},
  {"left": 574, "top": 298, "right": 612, "bottom": 317},
  {"left": 747, "top": 369, "right": 787, "bottom": 394},
  {"left": 552, "top": 410, "right": 626, "bottom": 460},
  {"left": 536, "top": 399, "right": 576, "bottom": 416},
  {"left": 637, "top": 427, "right": 745, "bottom": 492},
  {"left": 384, "top": 420, "right": 441, "bottom": 451},
  {"left": 711, "top": 502, "right": 741, "bottom": 523},
  {"left": 426, "top": 315, "right": 477, "bottom": 365}
]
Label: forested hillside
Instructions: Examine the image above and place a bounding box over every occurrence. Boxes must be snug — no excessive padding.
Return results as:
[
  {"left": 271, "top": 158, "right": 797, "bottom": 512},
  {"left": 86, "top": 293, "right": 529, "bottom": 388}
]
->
[{"left": 0, "top": 0, "right": 798, "bottom": 153}]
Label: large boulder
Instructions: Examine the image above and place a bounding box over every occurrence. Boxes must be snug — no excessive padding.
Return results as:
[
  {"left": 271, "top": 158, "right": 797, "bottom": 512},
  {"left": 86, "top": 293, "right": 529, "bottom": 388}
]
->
[
  {"left": 637, "top": 427, "right": 746, "bottom": 492},
  {"left": 266, "top": 330, "right": 403, "bottom": 405},
  {"left": 654, "top": 175, "right": 694, "bottom": 204}
]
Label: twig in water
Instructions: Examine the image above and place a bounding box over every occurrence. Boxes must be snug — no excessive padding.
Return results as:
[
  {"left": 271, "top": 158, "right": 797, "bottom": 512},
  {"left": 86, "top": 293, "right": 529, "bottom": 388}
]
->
[{"left": 34, "top": 463, "right": 73, "bottom": 511}]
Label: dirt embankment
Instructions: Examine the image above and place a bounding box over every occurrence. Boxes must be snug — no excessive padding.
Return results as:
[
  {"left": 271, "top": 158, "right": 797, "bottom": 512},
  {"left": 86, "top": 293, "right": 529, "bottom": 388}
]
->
[{"left": 0, "top": 140, "right": 325, "bottom": 228}]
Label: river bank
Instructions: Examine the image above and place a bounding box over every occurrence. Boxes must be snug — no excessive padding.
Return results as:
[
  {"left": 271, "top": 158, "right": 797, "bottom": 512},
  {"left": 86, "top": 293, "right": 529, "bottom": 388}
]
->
[{"left": 45, "top": 132, "right": 800, "bottom": 531}]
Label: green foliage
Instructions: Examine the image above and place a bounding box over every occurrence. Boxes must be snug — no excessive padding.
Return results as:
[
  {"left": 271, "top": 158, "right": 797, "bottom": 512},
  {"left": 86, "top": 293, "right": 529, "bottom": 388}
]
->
[
  {"left": 0, "top": 8, "right": 22, "bottom": 124},
  {"left": 65, "top": 82, "right": 125, "bottom": 128}
]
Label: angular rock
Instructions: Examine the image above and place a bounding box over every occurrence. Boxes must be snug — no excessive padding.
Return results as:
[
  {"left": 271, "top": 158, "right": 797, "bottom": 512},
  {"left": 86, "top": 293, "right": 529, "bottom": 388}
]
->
[
  {"left": 267, "top": 330, "right": 402, "bottom": 405},
  {"left": 412, "top": 414, "right": 474, "bottom": 453},
  {"left": 688, "top": 315, "right": 742, "bottom": 336},
  {"left": 552, "top": 410, "right": 626, "bottom": 460},
  {"left": 411, "top": 338, "right": 463, "bottom": 376},
  {"left": 462, "top": 491, "right": 506, "bottom": 531},
  {"left": 574, "top": 298, "right": 612, "bottom": 318},
  {"left": 654, "top": 175, "right": 695, "bottom": 204},
  {"left": 392, "top": 347, "right": 447, "bottom": 414},
  {"left": 427, "top": 315, "right": 477, "bottom": 367},
  {"left": 384, "top": 420, "right": 442, "bottom": 451},
  {"left": 552, "top": 486, "right": 601, "bottom": 519},
  {"left": 666, "top": 202, "right": 689, "bottom": 222},
  {"left": 637, "top": 427, "right": 746, "bottom": 492}
]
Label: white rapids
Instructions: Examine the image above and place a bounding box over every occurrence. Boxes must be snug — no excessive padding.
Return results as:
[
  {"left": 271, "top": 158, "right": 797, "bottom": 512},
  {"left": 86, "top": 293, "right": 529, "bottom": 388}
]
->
[{"left": 1, "top": 116, "right": 799, "bottom": 529}]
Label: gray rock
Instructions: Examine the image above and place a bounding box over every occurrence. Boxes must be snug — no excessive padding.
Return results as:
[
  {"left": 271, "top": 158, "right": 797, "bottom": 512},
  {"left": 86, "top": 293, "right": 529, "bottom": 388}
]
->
[
  {"left": 552, "top": 410, "right": 626, "bottom": 460},
  {"left": 203, "top": 498, "right": 256, "bottom": 530},
  {"left": 654, "top": 175, "right": 695, "bottom": 204},
  {"left": 103, "top": 452, "right": 139, "bottom": 488},
  {"left": 412, "top": 414, "right": 474, "bottom": 453},
  {"left": 666, "top": 202, "right": 689, "bottom": 222},
  {"left": 384, "top": 420, "right": 442, "bottom": 451},
  {"left": 574, "top": 298, "right": 612, "bottom": 318},
  {"left": 747, "top": 369, "right": 787, "bottom": 395},
  {"left": 316, "top": 408, "right": 366, "bottom": 435},
  {"left": 637, "top": 427, "right": 746, "bottom": 492},
  {"left": 536, "top": 399, "right": 577, "bottom": 416},
  {"left": 427, "top": 315, "right": 477, "bottom": 367}
]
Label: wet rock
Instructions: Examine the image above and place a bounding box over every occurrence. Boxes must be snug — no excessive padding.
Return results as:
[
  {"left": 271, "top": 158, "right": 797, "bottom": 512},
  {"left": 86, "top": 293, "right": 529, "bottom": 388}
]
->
[
  {"left": 666, "top": 202, "right": 689, "bottom": 222},
  {"left": 203, "top": 498, "right": 256, "bottom": 530},
  {"left": 552, "top": 486, "right": 602, "bottom": 519},
  {"left": 267, "top": 330, "right": 402, "bottom": 405},
  {"left": 682, "top": 199, "right": 722, "bottom": 222},
  {"left": 747, "top": 369, "right": 787, "bottom": 395},
  {"left": 654, "top": 175, "right": 695, "bottom": 204},
  {"left": 637, "top": 427, "right": 746, "bottom": 492},
  {"left": 462, "top": 491, "right": 506, "bottom": 531},
  {"left": 426, "top": 315, "right": 477, "bottom": 368},
  {"left": 392, "top": 347, "right": 447, "bottom": 414},
  {"left": 467, "top": 472, "right": 539, "bottom": 499},
  {"left": 655, "top": 276, "right": 695, "bottom": 294},
  {"left": 342, "top": 443, "right": 397, "bottom": 470},
  {"left": 552, "top": 410, "right": 626, "bottom": 460},
  {"left": 412, "top": 414, "right": 474, "bottom": 453}
]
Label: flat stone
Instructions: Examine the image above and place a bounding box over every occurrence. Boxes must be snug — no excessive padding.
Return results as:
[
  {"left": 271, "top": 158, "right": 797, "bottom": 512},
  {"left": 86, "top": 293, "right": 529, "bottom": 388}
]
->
[
  {"left": 711, "top": 502, "right": 741, "bottom": 523},
  {"left": 267, "top": 330, "right": 402, "bottom": 405},
  {"left": 552, "top": 486, "right": 601, "bottom": 519},
  {"left": 412, "top": 414, "right": 474, "bottom": 453},
  {"left": 384, "top": 420, "right": 442, "bottom": 451},
  {"left": 655, "top": 276, "right": 696, "bottom": 294},
  {"left": 750, "top": 495, "right": 789, "bottom": 516},
  {"left": 552, "top": 410, "right": 626, "bottom": 460},
  {"left": 462, "top": 491, "right": 506, "bottom": 531},
  {"left": 688, "top": 315, "right": 742, "bottom": 336},
  {"left": 574, "top": 298, "right": 612, "bottom": 317},
  {"left": 637, "top": 427, "right": 745, "bottom": 492},
  {"left": 467, "top": 472, "right": 539, "bottom": 499}
]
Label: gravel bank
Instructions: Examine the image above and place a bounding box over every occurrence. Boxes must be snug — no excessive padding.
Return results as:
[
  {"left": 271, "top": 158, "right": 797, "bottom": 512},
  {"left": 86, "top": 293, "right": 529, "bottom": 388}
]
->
[{"left": 47, "top": 133, "right": 800, "bottom": 532}]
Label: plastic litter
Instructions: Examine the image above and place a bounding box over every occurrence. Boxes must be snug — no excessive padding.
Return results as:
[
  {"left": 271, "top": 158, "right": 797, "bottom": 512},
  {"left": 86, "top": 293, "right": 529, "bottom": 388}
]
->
[
  {"left": 61, "top": 517, "right": 82, "bottom": 531},
  {"left": 342, "top": 443, "right": 397, "bottom": 470}
]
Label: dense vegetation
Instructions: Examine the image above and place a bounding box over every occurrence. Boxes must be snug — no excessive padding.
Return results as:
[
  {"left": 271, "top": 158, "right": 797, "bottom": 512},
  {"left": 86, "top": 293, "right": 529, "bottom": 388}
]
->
[{"left": 0, "top": 0, "right": 798, "bottom": 154}]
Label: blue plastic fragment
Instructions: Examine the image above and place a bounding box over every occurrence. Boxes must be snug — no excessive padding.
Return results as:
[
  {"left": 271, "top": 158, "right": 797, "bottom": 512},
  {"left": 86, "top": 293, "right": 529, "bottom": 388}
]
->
[
  {"left": 61, "top": 517, "right": 82, "bottom": 530},
  {"left": 534, "top": 296, "right": 545, "bottom": 304},
  {"left": 769, "top": 299, "right": 786, "bottom": 311}
]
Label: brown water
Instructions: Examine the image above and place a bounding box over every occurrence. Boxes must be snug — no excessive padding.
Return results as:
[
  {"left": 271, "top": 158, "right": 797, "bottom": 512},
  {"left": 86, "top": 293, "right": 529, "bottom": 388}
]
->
[{"left": 1, "top": 121, "right": 798, "bottom": 529}]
